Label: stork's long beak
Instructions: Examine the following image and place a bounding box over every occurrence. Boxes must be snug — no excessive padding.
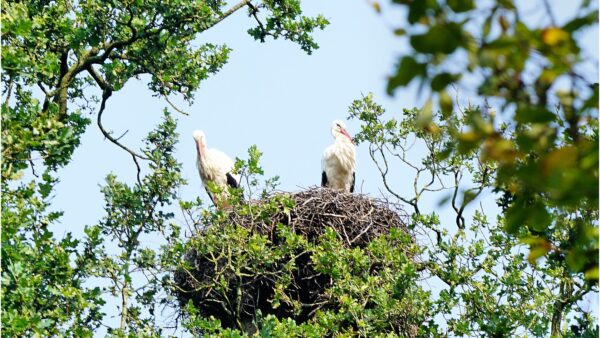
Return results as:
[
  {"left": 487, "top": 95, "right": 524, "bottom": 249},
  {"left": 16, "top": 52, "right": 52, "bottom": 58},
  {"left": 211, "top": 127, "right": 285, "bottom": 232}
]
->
[
  {"left": 195, "top": 138, "right": 204, "bottom": 157},
  {"left": 342, "top": 129, "right": 354, "bottom": 144}
]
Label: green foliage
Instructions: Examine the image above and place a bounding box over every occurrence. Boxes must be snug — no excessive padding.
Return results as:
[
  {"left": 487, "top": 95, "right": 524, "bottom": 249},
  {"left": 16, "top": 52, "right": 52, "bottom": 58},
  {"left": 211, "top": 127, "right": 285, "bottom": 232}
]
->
[
  {"left": 1, "top": 173, "right": 104, "bottom": 337},
  {"left": 2, "top": 0, "right": 327, "bottom": 336},
  {"left": 246, "top": 0, "right": 330, "bottom": 54},
  {"left": 79, "top": 111, "right": 191, "bottom": 336},
  {"left": 3, "top": 0, "right": 597, "bottom": 336},
  {"left": 348, "top": 93, "right": 597, "bottom": 336},
  {"left": 1, "top": 0, "right": 328, "bottom": 121},
  {"left": 1, "top": 87, "right": 90, "bottom": 180},
  {"left": 233, "top": 144, "right": 281, "bottom": 199},
  {"left": 174, "top": 158, "right": 430, "bottom": 336},
  {"left": 176, "top": 212, "right": 429, "bottom": 337},
  {"left": 384, "top": 0, "right": 599, "bottom": 278}
]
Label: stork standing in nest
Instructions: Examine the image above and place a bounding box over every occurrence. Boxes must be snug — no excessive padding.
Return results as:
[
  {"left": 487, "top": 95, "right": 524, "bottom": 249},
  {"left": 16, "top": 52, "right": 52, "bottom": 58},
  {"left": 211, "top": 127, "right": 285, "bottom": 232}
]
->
[
  {"left": 193, "top": 130, "right": 241, "bottom": 207},
  {"left": 321, "top": 120, "right": 356, "bottom": 192}
]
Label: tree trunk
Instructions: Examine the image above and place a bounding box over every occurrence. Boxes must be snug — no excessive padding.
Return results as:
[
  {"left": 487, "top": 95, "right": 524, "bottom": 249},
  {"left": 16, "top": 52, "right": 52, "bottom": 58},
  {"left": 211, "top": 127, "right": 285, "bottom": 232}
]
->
[{"left": 550, "top": 277, "right": 573, "bottom": 337}]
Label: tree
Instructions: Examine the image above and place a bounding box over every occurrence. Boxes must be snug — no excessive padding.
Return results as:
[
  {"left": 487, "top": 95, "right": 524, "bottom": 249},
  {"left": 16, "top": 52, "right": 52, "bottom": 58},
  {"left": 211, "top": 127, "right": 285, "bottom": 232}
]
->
[
  {"left": 383, "top": 0, "right": 598, "bottom": 281},
  {"left": 355, "top": 0, "right": 598, "bottom": 335},
  {"left": 1, "top": 1, "right": 327, "bottom": 336},
  {"left": 2, "top": 0, "right": 598, "bottom": 337},
  {"left": 348, "top": 93, "right": 598, "bottom": 336}
]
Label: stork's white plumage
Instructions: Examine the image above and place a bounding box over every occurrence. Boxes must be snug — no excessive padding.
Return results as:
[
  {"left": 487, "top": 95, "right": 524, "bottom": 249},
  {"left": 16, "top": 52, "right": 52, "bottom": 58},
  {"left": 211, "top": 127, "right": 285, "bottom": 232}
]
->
[
  {"left": 193, "top": 130, "right": 241, "bottom": 207},
  {"left": 321, "top": 120, "right": 356, "bottom": 192}
]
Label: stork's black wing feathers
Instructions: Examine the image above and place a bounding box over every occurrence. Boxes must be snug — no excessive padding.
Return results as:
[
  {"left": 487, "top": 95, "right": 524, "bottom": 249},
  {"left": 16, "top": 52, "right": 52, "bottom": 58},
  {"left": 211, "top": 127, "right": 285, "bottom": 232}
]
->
[
  {"left": 350, "top": 172, "right": 355, "bottom": 193},
  {"left": 226, "top": 173, "right": 240, "bottom": 189},
  {"left": 321, "top": 171, "right": 328, "bottom": 187}
]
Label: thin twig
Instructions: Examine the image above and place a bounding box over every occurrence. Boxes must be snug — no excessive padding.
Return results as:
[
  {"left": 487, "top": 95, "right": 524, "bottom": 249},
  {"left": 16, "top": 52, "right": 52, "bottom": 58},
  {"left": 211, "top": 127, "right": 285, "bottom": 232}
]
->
[
  {"left": 92, "top": 70, "right": 146, "bottom": 185},
  {"left": 541, "top": 0, "right": 557, "bottom": 27},
  {"left": 115, "top": 130, "right": 129, "bottom": 141},
  {"left": 162, "top": 93, "right": 189, "bottom": 116},
  {"left": 247, "top": 2, "right": 267, "bottom": 38},
  {"left": 37, "top": 82, "right": 49, "bottom": 96},
  {"left": 28, "top": 158, "right": 39, "bottom": 178},
  {"left": 96, "top": 89, "right": 148, "bottom": 162}
]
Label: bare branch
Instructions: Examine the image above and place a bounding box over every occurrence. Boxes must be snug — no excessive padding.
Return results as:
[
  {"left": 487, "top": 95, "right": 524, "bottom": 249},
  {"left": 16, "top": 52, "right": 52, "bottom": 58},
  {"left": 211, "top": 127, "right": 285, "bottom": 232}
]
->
[
  {"left": 54, "top": 50, "right": 72, "bottom": 118},
  {"left": 37, "top": 82, "right": 49, "bottom": 96},
  {"left": 370, "top": 145, "right": 420, "bottom": 213},
  {"left": 247, "top": 2, "right": 267, "bottom": 39},
  {"left": 90, "top": 66, "right": 147, "bottom": 184},
  {"left": 115, "top": 130, "right": 130, "bottom": 141},
  {"left": 28, "top": 158, "right": 39, "bottom": 178},
  {"left": 451, "top": 168, "right": 464, "bottom": 229},
  {"left": 161, "top": 92, "right": 190, "bottom": 116},
  {"left": 542, "top": 0, "right": 557, "bottom": 27}
]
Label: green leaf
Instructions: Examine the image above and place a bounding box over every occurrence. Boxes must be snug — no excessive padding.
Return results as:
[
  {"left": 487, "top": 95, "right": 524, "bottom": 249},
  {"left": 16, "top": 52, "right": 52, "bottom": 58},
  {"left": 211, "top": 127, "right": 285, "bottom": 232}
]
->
[
  {"left": 524, "top": 237, "right": 551, "bottom": 264},
  {"left": 393, "top": 28, "right": 406, "bottom": 36},
  {"left": 497, "top": 0, "right": 516, "bottom": 9},
  {"left": 505, "top": 199, "right": 527, "bottom": 234},
  {"left": 410, "top": 23, "right": 464, "bottom": 54},
  {"left": 439, "top": 90, "right": 453, "bottom": 117},
  {"left": 447, "top": 0, "right": 475, "bottom": 13},
  {"left": 515, "top": 105, "right": 556, "bottom": 123},
  {"left": 563, "top": 10, "right": 598, "bottom": 33},
  {"left": 566, "top": 248, "right": 586, "bottom": 272},
  {"left": 387, "top": 56, "right": 426, "bottom": 94},
  {"left": 416, "top": 98, "right": 433, "bottom": 128},
  {"left": 527, "top": 201, "right": 552, "bottom": 232},
  {"left": 431, "top": 72, "right": 460, "bottom": 91},
  {"left": 585, "top": 266, "right": 599, "bottom": 280},
  {"left": 407, "top": 0, "right": 427, "bottom": 24}
]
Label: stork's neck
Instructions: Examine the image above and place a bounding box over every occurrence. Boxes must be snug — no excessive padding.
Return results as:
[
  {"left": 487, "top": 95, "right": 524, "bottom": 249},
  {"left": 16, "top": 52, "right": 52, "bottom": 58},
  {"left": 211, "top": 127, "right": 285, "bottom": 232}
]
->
[{"left": 335, "top": 133, "right": 354, "bottom": 145}]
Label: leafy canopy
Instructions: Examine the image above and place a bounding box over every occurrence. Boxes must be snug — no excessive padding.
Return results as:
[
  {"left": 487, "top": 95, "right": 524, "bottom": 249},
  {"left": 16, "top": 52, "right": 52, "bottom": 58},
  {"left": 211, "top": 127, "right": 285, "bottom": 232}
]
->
[
  {"left": 1, "top": 0, "right": 327, "bottom": 336},
  {"left": 385, "top": 0, "right": 598, "bottom": 281}
]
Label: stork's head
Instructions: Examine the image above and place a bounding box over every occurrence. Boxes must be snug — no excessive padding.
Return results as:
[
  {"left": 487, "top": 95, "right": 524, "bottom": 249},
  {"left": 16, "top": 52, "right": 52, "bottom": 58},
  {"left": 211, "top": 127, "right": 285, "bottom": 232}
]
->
[
  {"left": 331, "top": 120, "right": 353, "bottom": 143},
  {"left": 192, "top": 130, "right": 207, "bottom": 155}
]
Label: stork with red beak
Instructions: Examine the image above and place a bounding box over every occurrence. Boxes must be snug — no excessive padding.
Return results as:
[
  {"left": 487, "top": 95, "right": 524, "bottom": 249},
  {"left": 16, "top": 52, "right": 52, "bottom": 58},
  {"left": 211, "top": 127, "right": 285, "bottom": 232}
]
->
[
  {"left": 321, "top": 120, "right": 356, "bottom": 192},
  {"left": 193, "top": 130, "right": 241, "bottom": 207}
]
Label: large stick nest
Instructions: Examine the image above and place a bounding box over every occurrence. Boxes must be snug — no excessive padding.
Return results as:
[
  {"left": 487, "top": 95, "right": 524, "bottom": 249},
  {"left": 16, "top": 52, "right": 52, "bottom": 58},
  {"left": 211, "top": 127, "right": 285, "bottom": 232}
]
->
[{"left": 173, "top": 187, "right": 414, "bottom": 333}]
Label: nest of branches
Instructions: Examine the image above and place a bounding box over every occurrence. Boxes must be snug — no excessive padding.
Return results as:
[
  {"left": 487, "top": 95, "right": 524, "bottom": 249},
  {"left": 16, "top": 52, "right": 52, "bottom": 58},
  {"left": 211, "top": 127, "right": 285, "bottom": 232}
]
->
[{"left": 173, "top": 187, "right": 415, "bottom": 333}]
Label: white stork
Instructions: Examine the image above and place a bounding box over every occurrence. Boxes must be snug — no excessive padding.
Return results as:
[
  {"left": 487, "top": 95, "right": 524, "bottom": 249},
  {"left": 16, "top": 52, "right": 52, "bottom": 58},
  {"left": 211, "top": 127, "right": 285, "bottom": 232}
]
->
[
  {"left": 192, "top": 130, "right": 241, "bottom": 207},
  {"left": 321, "top": 120, "right": 356, "bottom": 192}
]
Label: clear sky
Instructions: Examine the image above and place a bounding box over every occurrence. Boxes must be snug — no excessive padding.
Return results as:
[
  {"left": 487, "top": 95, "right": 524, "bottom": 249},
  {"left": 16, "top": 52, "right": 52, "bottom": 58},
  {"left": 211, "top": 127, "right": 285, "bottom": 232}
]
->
[{"left": 45, "top": 0, "right": 598, "bottom": 334}]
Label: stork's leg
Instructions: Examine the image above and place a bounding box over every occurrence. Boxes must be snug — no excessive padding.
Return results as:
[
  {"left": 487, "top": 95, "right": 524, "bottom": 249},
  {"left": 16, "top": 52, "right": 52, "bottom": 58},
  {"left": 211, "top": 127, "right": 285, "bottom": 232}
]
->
[{"left": 205, "top": 187, "right": 217, "bottom": 206}]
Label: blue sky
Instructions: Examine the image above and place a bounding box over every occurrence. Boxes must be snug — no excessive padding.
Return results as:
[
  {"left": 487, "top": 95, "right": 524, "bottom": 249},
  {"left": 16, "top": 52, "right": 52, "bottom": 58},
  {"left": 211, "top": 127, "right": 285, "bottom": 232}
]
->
[
  {"left": 52, "top": 1, "right": 417, "bottom": 236},
  {"left": 44, "top": 0, "right": 598, "bottom": 333}
]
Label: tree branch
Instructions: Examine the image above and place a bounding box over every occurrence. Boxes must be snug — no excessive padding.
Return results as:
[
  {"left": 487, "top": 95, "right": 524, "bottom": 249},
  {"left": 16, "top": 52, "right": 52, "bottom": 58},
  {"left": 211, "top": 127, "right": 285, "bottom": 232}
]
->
[
  {"left": 162, "top": 94, "right": 190, "bottom": 116},
  {"left": 120, "top": 280, "right": 129, "bottom": 330},
  {"left": 210, "top": 0, "right": 252, "bottom": 29},
  {"left": 247, "top": 2, "right": 267, "bottom": 40},
  {"left": 89, "top": 66, "right": 147, "bottom": 184},
  {"left": 3, "top": 76, "right": 13, "bottom": 106},
  {"left": 451, "top": 169, "right": 464, "bottom": 229},
  {"left": 54, "top": 50, "right": 71, "bottom": 118},
  {"left": 370, "top": 145, "right": 420, "bottom": 213},
  {"left": 542, "top": 0, "right": 557, "bottom": 27}
]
